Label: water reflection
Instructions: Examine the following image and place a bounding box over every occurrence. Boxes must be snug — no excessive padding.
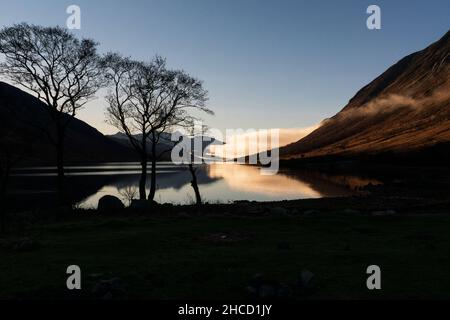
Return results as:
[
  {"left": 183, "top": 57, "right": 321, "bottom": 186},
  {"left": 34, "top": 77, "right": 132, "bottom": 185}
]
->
[
  {"left": 9, "top": 162, "right": 382, "bottom": 209},
  {"left": 75, "top": 163, "right": 359, "bottom": 207},
  {"left": 207, "top": 164, "right": 322, "bottom": 198}
]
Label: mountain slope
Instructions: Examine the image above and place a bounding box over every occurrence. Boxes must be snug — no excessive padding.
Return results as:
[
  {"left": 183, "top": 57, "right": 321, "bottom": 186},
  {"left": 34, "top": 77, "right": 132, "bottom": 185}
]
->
[
  {"left": 107, "top": 132, "right": 222, "bottom": 161},
  {"left": 281, "top": 30, "right": 450, "bottom": 160},
  {"left": 0, "top": 81, "right": 136, "bottom": 164}
]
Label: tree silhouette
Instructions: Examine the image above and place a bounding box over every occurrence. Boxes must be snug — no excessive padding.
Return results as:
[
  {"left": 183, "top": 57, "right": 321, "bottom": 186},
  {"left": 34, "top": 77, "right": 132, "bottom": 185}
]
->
[
  {"left": 0, "top": 23, "right": 104, "bottom": 204},
  {"left": 185, "top": 122, "right": 210, "bottom": 206},
  {"left": 104, "top": 53, "right": 212, "bottom": 201}
]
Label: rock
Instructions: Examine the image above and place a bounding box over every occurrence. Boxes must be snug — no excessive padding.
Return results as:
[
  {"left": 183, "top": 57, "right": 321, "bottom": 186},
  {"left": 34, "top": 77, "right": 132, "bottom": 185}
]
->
[
  {"left": 92, "top": 277, "right": 126, "bottom": 299},
  {"left": 98, "top": 195, "right": 124, "bottom": 212},
  {"left": 371, "top": 210, "right": 396, "bottom": 216},
  {"left": 130, "top": 199, "right": 157, "bottom": 210}
]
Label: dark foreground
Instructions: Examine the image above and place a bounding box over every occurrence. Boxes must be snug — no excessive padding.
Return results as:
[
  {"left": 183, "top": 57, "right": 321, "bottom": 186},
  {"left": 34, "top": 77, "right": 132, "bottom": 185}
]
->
[{"left": 1, "top": 193, "right": 450, "bottom": 300}]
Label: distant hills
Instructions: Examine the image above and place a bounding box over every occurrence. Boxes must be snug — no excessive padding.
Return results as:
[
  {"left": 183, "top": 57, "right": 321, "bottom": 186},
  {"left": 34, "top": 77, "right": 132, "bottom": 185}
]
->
[
  {"left": 0, "top": 81, "right": 220, "bottom": 165},
  {"left": 281, "top": 30, "right": 450, "bottom": 163},
  {"left": 0, "top": 81, "right": 136, "bottom": 164},
  {"left": 107, "top": 132, "right": 222, "bottom": 161},
  {"left": 107, "top": 132, "right": 175, "bottom": 161},
  {"left": 3, "top": 30, "right": 449, "bottom": 166}
]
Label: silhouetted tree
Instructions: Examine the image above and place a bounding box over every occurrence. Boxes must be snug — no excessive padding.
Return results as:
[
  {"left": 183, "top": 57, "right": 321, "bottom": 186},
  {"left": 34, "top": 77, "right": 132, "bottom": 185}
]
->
[
  {"left": 188, "top": 163, "right": 202, "bottom": 205},
  {"left": 0, "top": 23, "right": 104, "bottom": 204},
  {"left": 104, "top": 53, "right": 212, "bottom": 201},
  {"left": 185, "top": 122, "right": 210, "bottom": 206},
  {"left": 118, "top": 185, "right": 138, "bottom": 206}
]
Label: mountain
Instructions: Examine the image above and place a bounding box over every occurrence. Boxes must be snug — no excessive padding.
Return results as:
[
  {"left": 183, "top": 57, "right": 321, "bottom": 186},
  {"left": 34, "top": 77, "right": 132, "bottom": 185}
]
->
[
  {"left": 281, "top": 30, "right": 450, "bottom": 162},
  {"left": 0, "top": 81, "right": 136, "bottom": 164},
  {"left": 107, "top": 132, "right": 222, "bottom": 161},
  {"left": 107, "top": 132, "right": 174, "bottom": 160}
]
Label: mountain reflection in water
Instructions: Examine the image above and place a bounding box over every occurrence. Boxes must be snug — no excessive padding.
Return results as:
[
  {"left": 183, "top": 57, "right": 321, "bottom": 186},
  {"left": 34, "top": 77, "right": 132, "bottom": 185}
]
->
[{"left": 9, "top": 162, "right": 382, "bottom": 209}]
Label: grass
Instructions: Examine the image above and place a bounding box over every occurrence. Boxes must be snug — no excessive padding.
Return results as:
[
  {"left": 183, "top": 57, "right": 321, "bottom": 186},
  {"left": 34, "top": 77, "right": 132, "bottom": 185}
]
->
[{"left": 1, "top": 211, "right": 450, "bottom": 299}]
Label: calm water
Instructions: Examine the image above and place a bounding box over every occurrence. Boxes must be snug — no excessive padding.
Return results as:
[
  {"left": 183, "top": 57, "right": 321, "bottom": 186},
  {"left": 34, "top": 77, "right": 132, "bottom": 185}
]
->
[{"left": 10, "top": 162, "right": 382, "bottom": 208}]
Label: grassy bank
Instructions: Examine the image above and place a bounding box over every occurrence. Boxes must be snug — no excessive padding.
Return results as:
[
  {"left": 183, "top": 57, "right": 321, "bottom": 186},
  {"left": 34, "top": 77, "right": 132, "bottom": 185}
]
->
[{"left": 1, "top": 202, "right": 450, "bottom": 299}]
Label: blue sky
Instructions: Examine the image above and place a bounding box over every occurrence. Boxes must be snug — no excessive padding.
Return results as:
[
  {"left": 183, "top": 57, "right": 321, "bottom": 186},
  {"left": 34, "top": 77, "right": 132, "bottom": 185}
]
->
[{"left": 0, "top": 0, "right": 449, "bottom": 134}]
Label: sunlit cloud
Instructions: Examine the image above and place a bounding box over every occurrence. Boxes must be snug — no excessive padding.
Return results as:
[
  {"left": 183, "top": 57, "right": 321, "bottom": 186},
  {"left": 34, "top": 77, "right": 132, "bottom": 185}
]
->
[{"left": 209, "top": 125, "right": 320, "bottom": 159}]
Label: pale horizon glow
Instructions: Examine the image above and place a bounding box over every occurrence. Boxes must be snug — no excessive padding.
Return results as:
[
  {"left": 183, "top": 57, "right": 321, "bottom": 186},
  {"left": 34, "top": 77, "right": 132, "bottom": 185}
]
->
[{"left": 208, "top": 125, "right": 320, "bottom": 159}]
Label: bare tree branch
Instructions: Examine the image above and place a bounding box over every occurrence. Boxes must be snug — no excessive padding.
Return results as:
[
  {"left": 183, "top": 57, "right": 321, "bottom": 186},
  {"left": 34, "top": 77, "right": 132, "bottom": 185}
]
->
[
  {"left": 103, "top": 53, "right": 213, "bottom": 201},
  {"left": 0, "top": 23, "right": 104, "bottom": 203}
]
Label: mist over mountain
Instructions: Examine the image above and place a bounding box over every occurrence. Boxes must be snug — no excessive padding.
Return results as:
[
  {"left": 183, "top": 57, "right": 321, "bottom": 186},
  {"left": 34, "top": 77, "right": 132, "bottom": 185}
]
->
[{"left": 281, "top": 30, "right": 450, "bottom": 162}]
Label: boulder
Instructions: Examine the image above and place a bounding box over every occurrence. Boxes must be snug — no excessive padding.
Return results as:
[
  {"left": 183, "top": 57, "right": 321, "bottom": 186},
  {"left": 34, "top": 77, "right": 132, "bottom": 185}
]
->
[
  {"left": 97, "top": 195, "right": 124, "bottom": 212},
  {"left": 130, "top": 199, "right": 158, "bottom": 210}
]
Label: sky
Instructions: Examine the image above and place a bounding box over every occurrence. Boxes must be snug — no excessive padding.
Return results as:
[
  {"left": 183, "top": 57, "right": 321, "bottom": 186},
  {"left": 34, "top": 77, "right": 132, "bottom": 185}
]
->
[{"left": 0, "top": 0, "right": 449, "bottom": 136}]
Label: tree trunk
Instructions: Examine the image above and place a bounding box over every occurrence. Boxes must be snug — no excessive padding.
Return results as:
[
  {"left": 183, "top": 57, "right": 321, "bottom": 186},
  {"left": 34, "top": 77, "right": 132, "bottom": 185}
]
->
[
  {"left": 148, "top": 138, "right": 157, "bottom": 201},
  {"left": 53, "top": 118, "right": 67, "bottom": 206},
  {"left": 148, "top": 155, "right": 157, "bottom": 201},
  {"left": 189, "top": 164, "right": 202, "bottom": 205},
  {"left": 139, "top": 156, "right": 148, "bottom": 200}
]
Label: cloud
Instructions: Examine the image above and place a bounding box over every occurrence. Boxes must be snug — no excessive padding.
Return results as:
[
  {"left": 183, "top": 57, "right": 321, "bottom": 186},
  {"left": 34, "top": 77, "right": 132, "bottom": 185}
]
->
[
  {"left": 209, "top": 124, "right": 320, "bottom": 159},
  {"left": 339, "top": 85, "right": 450, "bottom": 119}
]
